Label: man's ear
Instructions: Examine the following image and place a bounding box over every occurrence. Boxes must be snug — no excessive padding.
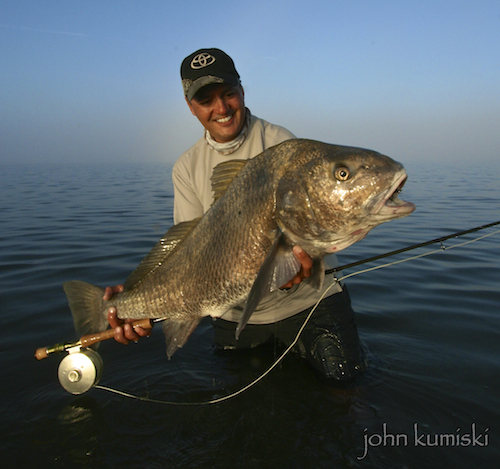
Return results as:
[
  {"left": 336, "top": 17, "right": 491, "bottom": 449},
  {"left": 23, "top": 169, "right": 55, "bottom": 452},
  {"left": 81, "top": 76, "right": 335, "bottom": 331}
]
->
[{"left": 185, "top": 96, "right": 196, "bottom": 116}]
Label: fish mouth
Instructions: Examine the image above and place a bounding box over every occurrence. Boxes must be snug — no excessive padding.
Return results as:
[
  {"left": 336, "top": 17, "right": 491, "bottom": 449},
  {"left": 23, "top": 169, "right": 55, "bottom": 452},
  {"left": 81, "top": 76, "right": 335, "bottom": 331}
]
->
[
  {"left": 375, "top": 172, "right": 416, "bottom": 218},
  {"left": 345, "top": 172, "right": 415, "bottom": 242}
]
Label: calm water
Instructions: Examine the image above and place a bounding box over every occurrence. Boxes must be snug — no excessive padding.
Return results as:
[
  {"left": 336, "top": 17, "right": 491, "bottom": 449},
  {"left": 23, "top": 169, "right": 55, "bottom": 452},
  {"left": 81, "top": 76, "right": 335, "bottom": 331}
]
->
[{"left": 1, "top": 158, "right": 499, "bottom": 468}]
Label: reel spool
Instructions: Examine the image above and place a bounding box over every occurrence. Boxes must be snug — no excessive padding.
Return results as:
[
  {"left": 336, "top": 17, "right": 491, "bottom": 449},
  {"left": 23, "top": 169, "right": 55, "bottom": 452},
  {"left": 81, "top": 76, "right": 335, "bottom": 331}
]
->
[
  {"left": 58, "top": 348, "right": 103, "bottom": 395},
  {"left": 35, "top": 318, "right": 154, "bottom": 394}
]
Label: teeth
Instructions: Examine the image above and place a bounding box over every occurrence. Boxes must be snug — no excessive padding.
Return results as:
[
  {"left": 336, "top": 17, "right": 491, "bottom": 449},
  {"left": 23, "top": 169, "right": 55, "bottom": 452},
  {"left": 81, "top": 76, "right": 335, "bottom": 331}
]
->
[
  {"left": 389, "top": 189, "right": 401, "bottom": 203},
  {"left": 216, "top": 115, "right": 232, "bottom": 123}
]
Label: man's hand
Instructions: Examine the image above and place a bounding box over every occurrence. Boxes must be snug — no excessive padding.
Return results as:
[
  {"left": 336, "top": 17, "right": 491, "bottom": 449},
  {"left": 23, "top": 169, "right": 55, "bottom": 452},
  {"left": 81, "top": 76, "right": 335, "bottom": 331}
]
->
[
  {"left": 103, "top": 285, "right": 151, "bottom": 344},
  {"left": 103, "top": 284, "right": 124, "bottom": 301},
  {"left": 280, "top": 246, "right": 313, "bottom": 289}
]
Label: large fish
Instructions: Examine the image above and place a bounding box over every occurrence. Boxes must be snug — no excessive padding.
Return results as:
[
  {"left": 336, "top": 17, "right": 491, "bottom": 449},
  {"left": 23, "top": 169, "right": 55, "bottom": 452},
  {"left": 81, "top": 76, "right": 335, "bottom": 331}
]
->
[{"left": 64, "top": 139, "right": 415, "bottom": 357}]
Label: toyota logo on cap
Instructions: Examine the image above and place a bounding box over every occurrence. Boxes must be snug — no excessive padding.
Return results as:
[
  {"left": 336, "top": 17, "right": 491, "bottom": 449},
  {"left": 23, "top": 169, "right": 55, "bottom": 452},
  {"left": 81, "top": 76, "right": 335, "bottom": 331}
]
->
[
  {"left": 191, "top": 53, "right": 216, "bottom": 70},
  {"left": 181, "top": 49, "right": 241, "bottom": 100}
]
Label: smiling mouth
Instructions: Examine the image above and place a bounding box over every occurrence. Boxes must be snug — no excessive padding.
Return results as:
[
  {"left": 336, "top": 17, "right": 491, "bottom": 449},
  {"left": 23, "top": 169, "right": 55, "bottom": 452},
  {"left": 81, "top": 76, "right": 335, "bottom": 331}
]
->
[{"left": 215, "top": 114, "right": 233, "bottom": 123}]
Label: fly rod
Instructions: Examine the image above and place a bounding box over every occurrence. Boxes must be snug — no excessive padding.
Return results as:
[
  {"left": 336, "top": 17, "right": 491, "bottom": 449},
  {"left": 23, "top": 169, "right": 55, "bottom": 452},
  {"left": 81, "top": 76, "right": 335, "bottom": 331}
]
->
[
  {"left": 326, "top": 220, "right": 500, "bottom": 276},
  {"left": 36, "top": 220, "right": 500, "bottom": 361},
  {"left": 34, "top": 220, "right": 499, "bottom": 395},
  {"left": 34, "top": 318, "right": 156, "bottom": 360}
]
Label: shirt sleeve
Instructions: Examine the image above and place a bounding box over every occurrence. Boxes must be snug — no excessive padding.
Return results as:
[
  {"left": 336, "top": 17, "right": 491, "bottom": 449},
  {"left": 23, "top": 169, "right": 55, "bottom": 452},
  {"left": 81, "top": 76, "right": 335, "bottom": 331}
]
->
[
  {"left": 264, "top": 124, "right": 296, "bottom": 147},
  {"left": 172, "top": 159, "right": 204, "bottom": 224}
]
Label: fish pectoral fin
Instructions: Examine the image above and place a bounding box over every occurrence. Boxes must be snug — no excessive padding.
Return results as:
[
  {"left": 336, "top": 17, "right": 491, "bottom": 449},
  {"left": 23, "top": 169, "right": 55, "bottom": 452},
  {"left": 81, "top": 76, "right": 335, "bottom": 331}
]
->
[
  {"left": 235, "top": 235, "right": 301, "bottom": 340},
  {"left": 161, "top": 317, "right": 202, "bottom": 359}
]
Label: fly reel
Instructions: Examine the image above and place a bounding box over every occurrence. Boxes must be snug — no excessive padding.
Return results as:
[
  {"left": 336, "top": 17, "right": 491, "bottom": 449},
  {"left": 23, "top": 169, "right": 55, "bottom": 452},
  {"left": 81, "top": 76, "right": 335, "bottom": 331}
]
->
[
  {"left": 57, "top": 348, "right": 103, "bottom": 394},
  {"left": 35, "top": 318, "right": 154, "bottom": 394}
]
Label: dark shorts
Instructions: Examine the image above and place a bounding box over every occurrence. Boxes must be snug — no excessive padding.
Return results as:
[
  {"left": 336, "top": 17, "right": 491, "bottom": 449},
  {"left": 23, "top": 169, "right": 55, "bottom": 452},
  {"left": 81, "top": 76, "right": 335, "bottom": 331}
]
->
[{"left": 213, "top": 286, "right": 366, "bottom": 381}]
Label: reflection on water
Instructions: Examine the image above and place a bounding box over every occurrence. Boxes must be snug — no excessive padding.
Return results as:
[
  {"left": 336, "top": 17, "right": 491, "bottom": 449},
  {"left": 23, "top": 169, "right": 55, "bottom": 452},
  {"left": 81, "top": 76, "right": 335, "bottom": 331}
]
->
[{"left": 1, "top": 160, "right": 499, "bottom": 467}]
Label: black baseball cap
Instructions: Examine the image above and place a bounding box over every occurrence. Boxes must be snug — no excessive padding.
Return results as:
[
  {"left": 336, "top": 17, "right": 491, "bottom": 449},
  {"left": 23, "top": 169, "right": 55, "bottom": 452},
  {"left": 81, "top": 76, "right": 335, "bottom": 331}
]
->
[{"left": 181, "top": 48, "right": 241, "bottom": 101}]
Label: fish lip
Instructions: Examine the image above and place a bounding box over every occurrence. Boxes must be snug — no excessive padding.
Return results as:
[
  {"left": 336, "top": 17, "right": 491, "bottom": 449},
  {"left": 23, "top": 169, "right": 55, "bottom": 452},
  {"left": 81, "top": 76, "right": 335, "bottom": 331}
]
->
[
  {"left": 375, "top": 171, "right": 416, "bottom": 216},
  {"left": 345, "top": 171, "right": 415, "bottom": 241}
]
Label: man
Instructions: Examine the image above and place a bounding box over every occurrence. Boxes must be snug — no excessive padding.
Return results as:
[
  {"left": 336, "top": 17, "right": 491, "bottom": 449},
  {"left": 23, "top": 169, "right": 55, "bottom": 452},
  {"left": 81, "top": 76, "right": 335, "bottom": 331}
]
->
[{"left": 106, "top": 48, "right": 366, "bottom": 381}]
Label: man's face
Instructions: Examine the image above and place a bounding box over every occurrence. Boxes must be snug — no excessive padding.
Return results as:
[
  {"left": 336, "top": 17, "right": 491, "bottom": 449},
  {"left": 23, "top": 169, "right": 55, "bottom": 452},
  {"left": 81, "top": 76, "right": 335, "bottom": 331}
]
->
[{"left": 187, "top": 84, "right": 245, "bottom": 143}]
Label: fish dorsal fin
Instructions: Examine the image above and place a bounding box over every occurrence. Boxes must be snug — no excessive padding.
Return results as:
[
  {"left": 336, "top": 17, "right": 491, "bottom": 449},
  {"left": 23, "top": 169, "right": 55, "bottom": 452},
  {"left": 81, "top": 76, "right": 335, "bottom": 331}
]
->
[
  {"left": 235, "top": 233, "right": 301, "bottom": 339},
  {"left": 123, "top": 218, "right": 200, "bottom": 290},
  {"left": 210, "top": 159, "right": 248, "bottom": 204}
]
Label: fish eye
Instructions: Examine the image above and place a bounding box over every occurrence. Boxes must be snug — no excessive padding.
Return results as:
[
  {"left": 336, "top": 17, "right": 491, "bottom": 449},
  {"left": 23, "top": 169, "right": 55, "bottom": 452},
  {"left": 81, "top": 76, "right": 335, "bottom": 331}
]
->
[{"left": 334, "top": 166, "right": 350, "bottom": 181}]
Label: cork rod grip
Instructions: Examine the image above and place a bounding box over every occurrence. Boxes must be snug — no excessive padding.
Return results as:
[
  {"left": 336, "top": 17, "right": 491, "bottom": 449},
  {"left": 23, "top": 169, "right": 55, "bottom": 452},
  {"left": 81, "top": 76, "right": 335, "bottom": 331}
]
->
[
  {"left": 80, "top": 318, "right": 153, "bottom": 348},
  {"left": 34, "top": 318, "right": 154, "bottom": 360}
]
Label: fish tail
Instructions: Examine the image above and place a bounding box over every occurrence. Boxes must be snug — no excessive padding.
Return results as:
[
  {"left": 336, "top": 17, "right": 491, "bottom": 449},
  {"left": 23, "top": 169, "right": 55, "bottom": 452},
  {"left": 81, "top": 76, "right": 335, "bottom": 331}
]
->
[{"left": 63, "top": 280, "right": 109, "bottom": 337}]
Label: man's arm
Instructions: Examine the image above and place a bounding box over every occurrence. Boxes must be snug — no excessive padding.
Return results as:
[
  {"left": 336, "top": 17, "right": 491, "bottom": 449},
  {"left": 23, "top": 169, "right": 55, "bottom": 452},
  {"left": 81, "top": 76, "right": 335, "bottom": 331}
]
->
[{"left": 172, "top": 160, "right": 205, "bottom": 224}]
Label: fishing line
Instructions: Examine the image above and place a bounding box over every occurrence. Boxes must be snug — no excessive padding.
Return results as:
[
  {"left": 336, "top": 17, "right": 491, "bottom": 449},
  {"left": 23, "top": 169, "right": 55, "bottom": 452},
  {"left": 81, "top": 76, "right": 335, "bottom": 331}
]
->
[
  {"left": 325, "top": 220, "right": 500, "bottom": 276},
  {"left": 335, "top": 228, "right": 500, "bottom": 283},
  {"left": 94, "top": 283, "right": 335, "bottom": 406},
  {"left": 93, "top": 222, "right": 500, "bottom": 405}
]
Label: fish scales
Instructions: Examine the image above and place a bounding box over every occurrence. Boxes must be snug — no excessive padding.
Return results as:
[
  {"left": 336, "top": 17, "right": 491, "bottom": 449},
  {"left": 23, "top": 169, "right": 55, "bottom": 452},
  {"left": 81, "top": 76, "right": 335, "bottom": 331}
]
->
[
  {"left": 104, "top": 140, "right": 308, "bottom": 319},
  {"left": 63, "top": 139, "right": 415, "bottom": 357}
]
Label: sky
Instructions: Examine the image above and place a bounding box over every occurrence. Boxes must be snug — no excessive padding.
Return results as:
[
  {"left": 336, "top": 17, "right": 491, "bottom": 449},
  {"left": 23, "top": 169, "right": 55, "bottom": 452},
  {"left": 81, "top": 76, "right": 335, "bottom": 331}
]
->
[{"left": 1, "top": 0, "right": 500, "bottom": 165}]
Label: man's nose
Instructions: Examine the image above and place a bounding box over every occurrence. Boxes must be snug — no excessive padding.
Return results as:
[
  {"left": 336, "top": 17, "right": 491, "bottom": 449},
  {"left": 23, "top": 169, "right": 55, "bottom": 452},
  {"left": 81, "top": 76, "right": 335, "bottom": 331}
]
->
[{"left": 214, "top": 97, "right": 229, "bottom": 115}]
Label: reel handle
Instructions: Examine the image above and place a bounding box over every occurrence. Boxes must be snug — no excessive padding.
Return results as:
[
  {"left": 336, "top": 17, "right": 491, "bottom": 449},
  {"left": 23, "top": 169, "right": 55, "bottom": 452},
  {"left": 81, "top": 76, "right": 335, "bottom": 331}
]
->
[
  {"left": 35, "top": 348, "right": 49, "bottom": 360},
  {"left": 35, "top": 318, "right": 154, "bottom": 360},
  {"left": 35, "top": 343, "right": 67, "bottom": 361}
]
